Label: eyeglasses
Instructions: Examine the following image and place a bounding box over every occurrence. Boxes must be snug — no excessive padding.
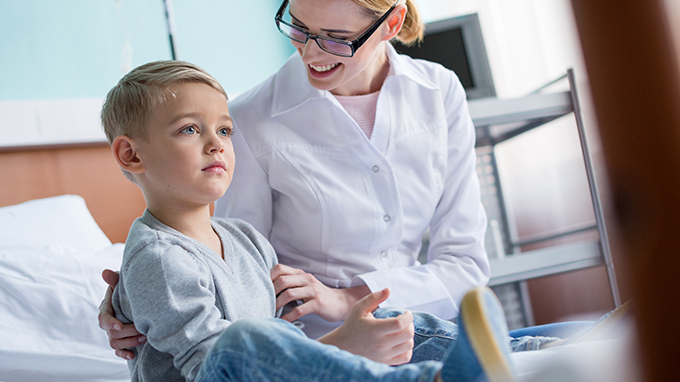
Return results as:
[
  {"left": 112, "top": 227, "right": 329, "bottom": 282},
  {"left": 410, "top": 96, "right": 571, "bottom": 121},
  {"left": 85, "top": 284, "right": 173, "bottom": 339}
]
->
[{"left": 275, "top": 0, "right": 400, "bottom": 58}]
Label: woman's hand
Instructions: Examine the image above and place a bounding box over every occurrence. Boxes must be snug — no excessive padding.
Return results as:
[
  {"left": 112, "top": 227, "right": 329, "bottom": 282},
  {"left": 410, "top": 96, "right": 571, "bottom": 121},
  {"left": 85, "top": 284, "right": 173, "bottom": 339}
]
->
[
  {"left": 271, "top": 264, "right": 370, "bottom": 322},
  {"left": 318, "top": 288, "right": 414, "bottom": 365},
  {"left": 98, "top": 269, "right": 146, "bottom": 360}
]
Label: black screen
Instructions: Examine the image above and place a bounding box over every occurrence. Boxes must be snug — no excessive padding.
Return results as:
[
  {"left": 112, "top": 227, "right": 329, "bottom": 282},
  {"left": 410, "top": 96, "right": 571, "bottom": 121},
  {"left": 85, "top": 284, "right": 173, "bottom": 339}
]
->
[{"left": 393, "top": 28, "right": 474, "bottom": 89}]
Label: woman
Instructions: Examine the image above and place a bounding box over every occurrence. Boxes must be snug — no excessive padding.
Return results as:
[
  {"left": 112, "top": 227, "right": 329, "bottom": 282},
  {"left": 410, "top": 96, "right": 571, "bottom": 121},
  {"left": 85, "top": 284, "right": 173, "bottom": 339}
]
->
[
  {"left": 100, "top": 0, "right": 499, "bottom": 357},
  {"left": 216, "top": 0, "right": 488, "bottom": 338}
]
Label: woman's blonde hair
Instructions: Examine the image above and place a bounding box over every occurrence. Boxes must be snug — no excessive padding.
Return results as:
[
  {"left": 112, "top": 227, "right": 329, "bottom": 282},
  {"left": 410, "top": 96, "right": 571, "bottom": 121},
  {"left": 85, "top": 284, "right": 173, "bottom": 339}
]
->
[
  {"left": 100, "top": 60, "right": 228, "bottom": 144},
  {"left": 351, "top": 0, "right": 424, "bottom": 46}
]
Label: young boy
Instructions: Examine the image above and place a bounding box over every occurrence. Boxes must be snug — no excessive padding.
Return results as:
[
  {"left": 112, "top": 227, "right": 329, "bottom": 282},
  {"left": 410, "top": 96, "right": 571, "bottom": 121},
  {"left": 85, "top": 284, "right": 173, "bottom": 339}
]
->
[{"left": 101, "top": 60, "right": 516, "bottom": 382}]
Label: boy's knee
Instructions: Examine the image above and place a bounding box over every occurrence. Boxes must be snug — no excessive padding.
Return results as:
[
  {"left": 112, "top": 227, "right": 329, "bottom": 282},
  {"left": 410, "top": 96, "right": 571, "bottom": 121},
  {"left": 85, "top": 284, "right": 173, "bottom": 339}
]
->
[
  {"left": 217, "top": 318, "right": 295, "bottom": 345},
  {"left": 211, "top": 318, "right": 304, "bottom": 357},
  {"left": 214, "top": 319, "right": 272, "bottom": 348},
  {"left": 228, "top": 318, "right": 272, "bottom": 333}
]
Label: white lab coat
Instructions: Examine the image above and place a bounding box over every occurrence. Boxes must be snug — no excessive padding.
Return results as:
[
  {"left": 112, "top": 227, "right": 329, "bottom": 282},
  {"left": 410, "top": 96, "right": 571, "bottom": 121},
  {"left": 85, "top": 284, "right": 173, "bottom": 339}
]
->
[{"left": 215, "top": 44, "right": 490, "bottom": 335}]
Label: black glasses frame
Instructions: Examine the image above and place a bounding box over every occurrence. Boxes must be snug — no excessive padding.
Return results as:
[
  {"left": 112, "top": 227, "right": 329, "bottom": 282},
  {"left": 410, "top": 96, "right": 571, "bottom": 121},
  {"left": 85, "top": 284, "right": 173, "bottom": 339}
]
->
[{"left": 275, "top": 0, "right": 400, "bottom": 58}]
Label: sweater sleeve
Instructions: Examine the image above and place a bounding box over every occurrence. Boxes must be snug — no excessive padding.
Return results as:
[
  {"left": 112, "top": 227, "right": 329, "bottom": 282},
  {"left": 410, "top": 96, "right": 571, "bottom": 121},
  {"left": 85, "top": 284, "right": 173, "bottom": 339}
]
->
[{"left": 120, "top": 241, "right": 229, "bottom": 382}]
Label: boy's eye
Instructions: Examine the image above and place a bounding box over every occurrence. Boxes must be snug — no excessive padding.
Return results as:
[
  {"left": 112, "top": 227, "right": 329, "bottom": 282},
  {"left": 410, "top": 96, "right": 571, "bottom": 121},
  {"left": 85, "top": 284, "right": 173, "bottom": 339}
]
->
[
  {"left": 180, "top": 125, "right": 198, "bottom": 135},
  {"left": 218, "top": 127, "right": 233, "bottom": 137}
]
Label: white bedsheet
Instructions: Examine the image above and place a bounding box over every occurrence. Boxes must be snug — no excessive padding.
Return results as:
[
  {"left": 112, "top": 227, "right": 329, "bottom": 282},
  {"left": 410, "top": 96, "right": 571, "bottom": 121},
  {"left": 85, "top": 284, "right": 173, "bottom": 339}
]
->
[
  {"left": 514, "top": 333, "right": 640, "bottom": 382},
  {"left": 0, "top": 196, "right": 129, "bottom": 382},
  {"left": 0, "top": 244, "right": 129, "bottom": 382}
]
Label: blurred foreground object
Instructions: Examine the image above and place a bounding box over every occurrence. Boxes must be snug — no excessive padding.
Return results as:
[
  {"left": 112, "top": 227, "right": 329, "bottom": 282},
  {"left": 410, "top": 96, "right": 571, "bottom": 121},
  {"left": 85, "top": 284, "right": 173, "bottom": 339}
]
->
[{"left": 570, "top": 0, "right": 680, "bottom": 381}]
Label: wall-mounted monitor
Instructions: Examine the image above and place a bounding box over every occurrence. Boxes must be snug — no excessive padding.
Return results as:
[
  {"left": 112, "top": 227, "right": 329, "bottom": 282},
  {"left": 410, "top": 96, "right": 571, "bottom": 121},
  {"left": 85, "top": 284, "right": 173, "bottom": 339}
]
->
[{"left": 392, "top": 13, "right": 496, "bottom": 100}]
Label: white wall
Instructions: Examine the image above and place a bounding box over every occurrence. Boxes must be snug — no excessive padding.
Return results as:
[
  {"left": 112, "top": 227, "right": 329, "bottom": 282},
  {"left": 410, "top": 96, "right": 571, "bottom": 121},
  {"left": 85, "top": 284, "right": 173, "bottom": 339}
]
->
[
  {"left": 0, "top": 0, "right": 291, "bottom": 149},
  {"left": 418, "top": 0, "right": 585, "bottom": 98}
]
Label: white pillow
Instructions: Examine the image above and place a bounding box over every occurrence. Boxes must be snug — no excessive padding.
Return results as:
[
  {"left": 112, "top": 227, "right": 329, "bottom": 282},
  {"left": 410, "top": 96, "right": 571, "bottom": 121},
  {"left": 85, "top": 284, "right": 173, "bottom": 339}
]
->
[
  {"left": 0, "top": 195, "right": 129, "bottom": 381},
  {"left": 0, "top": 244, "right": 121, "bottom": 350},
  {"left": 0, "top": 195, "right": 112, "bottom": 251}
]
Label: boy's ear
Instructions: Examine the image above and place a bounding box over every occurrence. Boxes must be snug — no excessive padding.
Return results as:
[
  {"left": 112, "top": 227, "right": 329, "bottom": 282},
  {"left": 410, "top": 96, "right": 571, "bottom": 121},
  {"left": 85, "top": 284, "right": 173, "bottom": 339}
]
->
[{"left": 111, "top": 135, "right": 145, "bottom": 175}]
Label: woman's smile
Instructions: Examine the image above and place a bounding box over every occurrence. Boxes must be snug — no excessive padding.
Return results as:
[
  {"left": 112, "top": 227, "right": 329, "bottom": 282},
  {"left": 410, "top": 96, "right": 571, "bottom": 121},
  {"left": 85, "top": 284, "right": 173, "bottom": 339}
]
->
[
  {"left": 308, "top": 62, "right": 341, "bottom": 77},
  {"left": 309, "top": 62, "right": 339, "bottom": 72}
]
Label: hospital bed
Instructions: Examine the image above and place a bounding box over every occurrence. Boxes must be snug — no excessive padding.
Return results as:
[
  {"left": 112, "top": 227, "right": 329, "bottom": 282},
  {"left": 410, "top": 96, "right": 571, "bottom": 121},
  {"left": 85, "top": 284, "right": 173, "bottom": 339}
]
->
[{"left": 0, "top": 192, "right": 638, "bottom": 382}]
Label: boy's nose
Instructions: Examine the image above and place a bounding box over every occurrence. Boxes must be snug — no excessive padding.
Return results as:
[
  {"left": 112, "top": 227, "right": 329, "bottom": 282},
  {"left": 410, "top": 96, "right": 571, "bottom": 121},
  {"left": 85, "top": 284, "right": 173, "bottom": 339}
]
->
[{"left": 206, "top": 135, "right": 224, "bottom": 154}]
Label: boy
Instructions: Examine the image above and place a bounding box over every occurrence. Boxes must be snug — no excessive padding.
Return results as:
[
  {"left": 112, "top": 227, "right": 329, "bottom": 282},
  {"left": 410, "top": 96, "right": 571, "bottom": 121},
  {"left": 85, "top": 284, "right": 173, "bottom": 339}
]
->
[{"left": 101, "top": 60, "right": 516, "bottom": 382}]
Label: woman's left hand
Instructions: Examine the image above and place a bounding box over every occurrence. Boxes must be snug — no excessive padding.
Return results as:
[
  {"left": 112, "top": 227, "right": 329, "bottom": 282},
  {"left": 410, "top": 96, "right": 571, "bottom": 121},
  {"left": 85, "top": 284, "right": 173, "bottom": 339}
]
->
[{"left": 271, "top": 264, "right": 371, "bottom": 322}]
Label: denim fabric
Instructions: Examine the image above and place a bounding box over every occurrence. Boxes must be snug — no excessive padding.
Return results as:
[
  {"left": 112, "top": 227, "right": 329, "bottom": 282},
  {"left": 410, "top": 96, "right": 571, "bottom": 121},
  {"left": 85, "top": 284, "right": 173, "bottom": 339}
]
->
[
  {"left": 195, "top": 311, "right": 582, "bottom": 382},
  {"left": 196, "top": 318, "right": 441, "bottom": 382},
  {"left": 509, "top": 322, "right": 593, "bottom": 351},
  {"left": 374, "top": 307, "right": 564, "bottom": 357},
  {"left": 509, "top": 321, "right": 593, "bottom": 339}
]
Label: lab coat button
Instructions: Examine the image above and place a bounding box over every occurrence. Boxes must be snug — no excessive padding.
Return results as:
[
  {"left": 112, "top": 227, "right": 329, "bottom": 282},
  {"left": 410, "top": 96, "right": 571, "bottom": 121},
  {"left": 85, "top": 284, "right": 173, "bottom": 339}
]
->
[
  {"left": 380, "top": 251, "right": 388, "bottom": 258},
  {"left": 383, "top": 215, "right": 391, "bottom": 222},
  {"left": 372, "top": 165, "right": 380, "bottom": 172}
]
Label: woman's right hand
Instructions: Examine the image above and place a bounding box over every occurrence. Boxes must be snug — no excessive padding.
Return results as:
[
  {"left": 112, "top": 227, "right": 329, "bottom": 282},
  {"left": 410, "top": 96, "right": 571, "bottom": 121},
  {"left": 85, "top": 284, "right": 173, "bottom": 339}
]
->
[
  {"left": 317, "top": 288, "right": 414, "bottom": 365},
  {"left": 98, "top": 269, "right": 146, "bottom": 360}
]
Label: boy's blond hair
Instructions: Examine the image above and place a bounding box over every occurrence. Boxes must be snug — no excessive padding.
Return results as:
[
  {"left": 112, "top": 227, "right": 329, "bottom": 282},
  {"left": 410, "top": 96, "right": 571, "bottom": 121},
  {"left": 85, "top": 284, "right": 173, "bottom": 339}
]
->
[{"left": 101, "top": 60, "right": 228, "bottom": 144}]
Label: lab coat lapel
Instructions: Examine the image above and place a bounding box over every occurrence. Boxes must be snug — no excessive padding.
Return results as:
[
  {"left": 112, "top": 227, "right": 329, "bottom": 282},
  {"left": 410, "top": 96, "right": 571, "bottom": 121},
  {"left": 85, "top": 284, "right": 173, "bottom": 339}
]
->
[{"left": 271, "top": 54, "right": 326, "bottom": 118}]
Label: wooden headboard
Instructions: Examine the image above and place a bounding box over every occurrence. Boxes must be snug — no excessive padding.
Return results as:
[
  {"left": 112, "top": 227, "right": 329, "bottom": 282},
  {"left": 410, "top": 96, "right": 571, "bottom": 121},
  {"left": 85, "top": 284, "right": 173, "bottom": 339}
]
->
[{"left": 0, "top": 144, "right": 146, "bottom": 243}]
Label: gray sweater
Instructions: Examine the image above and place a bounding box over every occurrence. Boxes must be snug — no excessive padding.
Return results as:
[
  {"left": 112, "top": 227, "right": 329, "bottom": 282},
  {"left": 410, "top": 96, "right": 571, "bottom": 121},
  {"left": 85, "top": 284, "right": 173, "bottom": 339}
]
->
[{"left": 112, "top": 210, "right": 279, "bottom": 382}]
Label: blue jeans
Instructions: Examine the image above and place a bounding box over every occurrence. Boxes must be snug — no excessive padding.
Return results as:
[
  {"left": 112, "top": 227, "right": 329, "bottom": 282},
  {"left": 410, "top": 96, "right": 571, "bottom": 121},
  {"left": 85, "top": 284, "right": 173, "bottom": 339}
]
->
[
  {"left": 196, "top": 317, "right": 441, "bottom": 382},
  {"left": 195, "top": 308, "right": 566, "bottom": 382},
  {"left": 509, "top": 321, "right": 593, "bottom": 339},
  {"left": 373, "top": 308, "right": 563, "bottom": 359}
]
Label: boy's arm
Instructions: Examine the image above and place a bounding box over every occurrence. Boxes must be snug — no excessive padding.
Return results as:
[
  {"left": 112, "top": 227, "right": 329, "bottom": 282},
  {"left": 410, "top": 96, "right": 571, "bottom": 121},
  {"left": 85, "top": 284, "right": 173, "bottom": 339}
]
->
[
  {"left": 317, "top": 288, "right": 415, "bottom": 366},
  {"left": 121, "top": 243, "right": 230, "bottom": 381}
]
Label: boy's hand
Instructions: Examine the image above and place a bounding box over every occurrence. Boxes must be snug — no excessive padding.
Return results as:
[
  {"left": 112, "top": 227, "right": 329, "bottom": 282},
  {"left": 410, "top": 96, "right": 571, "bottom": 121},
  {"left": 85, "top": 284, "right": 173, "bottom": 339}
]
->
[
  {"left": 317, "top": 288, "right": 415, "bottom": 365},
  {"left": 271, "top": 264, "right": 370, "bottom": 322},
  {"left": 98, "top": 269, "right": 146, "bottom": 360}
]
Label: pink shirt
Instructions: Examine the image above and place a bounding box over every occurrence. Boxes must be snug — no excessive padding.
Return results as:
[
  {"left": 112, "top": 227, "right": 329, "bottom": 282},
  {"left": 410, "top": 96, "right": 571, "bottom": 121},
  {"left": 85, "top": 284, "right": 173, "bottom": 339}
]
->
[{"left": 334, "top": 91, "right": 380, "bottom": 139}]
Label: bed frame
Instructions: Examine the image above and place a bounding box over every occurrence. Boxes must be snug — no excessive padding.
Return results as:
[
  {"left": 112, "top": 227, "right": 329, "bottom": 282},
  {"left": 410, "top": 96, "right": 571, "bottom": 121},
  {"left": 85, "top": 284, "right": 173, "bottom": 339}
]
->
[{"left": 0, "top": 144, "right": 145, "bottom": 243}]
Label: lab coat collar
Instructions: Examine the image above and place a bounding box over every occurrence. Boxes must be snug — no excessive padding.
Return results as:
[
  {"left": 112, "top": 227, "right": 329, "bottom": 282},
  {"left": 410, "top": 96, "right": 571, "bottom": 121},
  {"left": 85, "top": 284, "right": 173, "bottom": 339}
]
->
[
  {"left": 270, "top": 43, "right": 439, "bottom": 117},
  {"left": 383, "top": 42, "right": 439, "bottom": 91},
  {"left": 271, "top": 54, "right": 327, "bottom": 117}
]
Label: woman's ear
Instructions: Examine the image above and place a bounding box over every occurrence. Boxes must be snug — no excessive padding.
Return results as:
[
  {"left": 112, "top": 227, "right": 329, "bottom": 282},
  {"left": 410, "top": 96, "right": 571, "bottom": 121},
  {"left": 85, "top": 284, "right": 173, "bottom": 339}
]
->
[
  {"left": 111, "top": 135, "right": 145, "bottom": 175},
  {"left": 383, "top": 4, "right": 407, "bottom": 41}
]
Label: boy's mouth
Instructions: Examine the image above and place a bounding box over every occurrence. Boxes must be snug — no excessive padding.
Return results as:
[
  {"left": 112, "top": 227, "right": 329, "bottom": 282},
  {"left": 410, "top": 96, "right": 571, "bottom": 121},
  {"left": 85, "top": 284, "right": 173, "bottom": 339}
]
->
[{"left": 202, "top": 161, "right": 227, "bottom": 173}]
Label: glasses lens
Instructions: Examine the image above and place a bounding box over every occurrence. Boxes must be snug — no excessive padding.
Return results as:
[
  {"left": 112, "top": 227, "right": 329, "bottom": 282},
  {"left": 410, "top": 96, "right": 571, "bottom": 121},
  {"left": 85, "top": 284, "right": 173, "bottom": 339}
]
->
[
  {"left": 318, "top": 39, "right": 353, "bottom": 57},
  {"left": 277, "top": 21, "right": 308, "bottom": 43}
]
